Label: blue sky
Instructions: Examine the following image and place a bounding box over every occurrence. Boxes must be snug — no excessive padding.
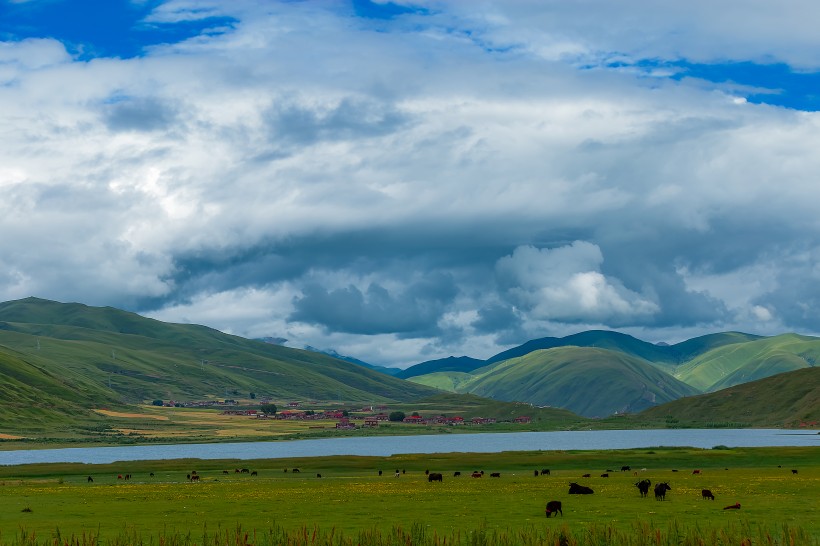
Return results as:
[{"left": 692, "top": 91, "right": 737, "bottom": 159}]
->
[{"left": 2, "top": 0, "right": 820, "bottom": 366}]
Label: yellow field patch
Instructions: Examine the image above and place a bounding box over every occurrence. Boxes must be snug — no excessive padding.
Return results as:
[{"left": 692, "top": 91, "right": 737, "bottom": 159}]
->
[
  {"left": 0, "top": 433, "right": 24, "bottom": 439},
  {"left": 94, "top": 409, "right": 169, "bottom": 420}
]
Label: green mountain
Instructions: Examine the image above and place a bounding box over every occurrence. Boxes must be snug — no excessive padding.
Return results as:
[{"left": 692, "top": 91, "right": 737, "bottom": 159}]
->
[
  {"left": 0, "top": 297, "right": 439, "bottom": 431},
  {"left": 395, "top": 356, "right": 486, "bottom": 379},
  {"left": 399, "top": 330, "right": 762, "bottom": 380},
  {"left": 673, "top": 333, "right": 819, "bottom": 391},
  {"left": 640, "top": 367, "right": 820, "bottom": 426},
  {"left": 409, "top": 347, "right": 700, "bottom": 418}
]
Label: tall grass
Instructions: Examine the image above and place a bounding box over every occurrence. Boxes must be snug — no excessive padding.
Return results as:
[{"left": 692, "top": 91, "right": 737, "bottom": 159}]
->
[{"left": 4, "top": 521, "right": 817, "bottom": 546}]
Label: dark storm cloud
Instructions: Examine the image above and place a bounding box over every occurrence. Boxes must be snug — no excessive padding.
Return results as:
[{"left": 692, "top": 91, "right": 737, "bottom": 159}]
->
[{"left": 291, "top": 273, "right": 458, "bottom": 336}]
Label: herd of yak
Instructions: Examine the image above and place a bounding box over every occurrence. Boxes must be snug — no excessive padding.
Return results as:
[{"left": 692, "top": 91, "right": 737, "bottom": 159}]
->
[{"left": 91, "top": 464, "right": 800, "bottom": 517}]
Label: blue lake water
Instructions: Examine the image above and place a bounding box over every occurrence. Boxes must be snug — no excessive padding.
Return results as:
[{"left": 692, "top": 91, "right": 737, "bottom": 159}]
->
[{"left": 0, "top": 429, "right": 816, "bottom": 466}]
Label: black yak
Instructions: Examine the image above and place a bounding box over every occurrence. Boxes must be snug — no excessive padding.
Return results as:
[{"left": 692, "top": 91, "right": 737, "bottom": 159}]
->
[
  {"left": 635, "top": 479, "right": 651, "bottom": 498},
  {"left": 545, "top": 500, "right": 563, "bottom": 517},
  {"left": 428, "top": 472, "right": 443, "bottom": 482},
  {"left": 654, "top": 482, "right": 671, "bottom": 500},
  {"left": 568, "top": 482, "right": 593, "bottom": 494},
  {"left": 702, "top": 489, "right": 715, "bottom": 500}
]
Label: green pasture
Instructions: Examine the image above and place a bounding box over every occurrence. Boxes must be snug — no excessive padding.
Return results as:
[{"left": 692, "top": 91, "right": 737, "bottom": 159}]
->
[{"left": 0, "top": 447, "right": 817, "bottom": 544}]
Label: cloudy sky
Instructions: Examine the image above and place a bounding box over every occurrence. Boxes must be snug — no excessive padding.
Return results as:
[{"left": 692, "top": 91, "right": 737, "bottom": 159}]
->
[{"left": 2, "top": 0, "right": 820, "bottom": 367}]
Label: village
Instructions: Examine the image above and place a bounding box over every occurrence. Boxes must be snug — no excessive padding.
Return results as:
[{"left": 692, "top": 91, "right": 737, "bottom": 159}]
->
[{"left": 153, "top": 399, "right": 532, "bottom": 430}]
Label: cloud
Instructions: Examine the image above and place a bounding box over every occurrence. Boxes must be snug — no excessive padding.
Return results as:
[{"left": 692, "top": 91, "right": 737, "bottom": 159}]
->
[
  {"left": 1, "top": 1, "right": 820, "bottom": 367},
  {"left": 291, "top": 272, "right": 458, "bottom": 336},
  {"left": 495, "top": 243, "right": 659, "bottom": 325}
]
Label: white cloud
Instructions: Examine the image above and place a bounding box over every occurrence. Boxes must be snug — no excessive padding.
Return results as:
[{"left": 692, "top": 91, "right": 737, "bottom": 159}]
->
[
  {"left": 2, "top": 1, "right": 820, "bottom": 364},
  {"left": 496, "top": 243, "right": 659, "bottom": 324}
]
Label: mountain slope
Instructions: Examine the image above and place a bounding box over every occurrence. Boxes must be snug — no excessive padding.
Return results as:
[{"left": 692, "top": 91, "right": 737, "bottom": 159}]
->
[
  {"left": 410, "top": 347, "right": 699, "bottom": 417},
  {"left": 640, "top": 367, "right": 820, "bottom": 426},
  {"left": 0, "top": 298, "right": 439, "bottom": 411},
  {"left": 674, "top": 333, "right": 819, "bottom": 391}
]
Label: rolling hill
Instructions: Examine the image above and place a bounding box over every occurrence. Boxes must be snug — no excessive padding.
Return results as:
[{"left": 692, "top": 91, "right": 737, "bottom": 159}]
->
[
  {"left": 639, "top": 366, "right": 820, "bottom": 426},
  {"left": 409, "top": 347, "right": 700, "bottom": 417},
  {"left": 673, "top": 333, "right": 820, "bottom": 391}
]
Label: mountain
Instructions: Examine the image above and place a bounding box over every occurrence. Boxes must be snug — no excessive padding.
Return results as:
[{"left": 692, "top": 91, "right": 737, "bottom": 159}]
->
[
  {"left": 0, "top": 297, "right": 439, "bottom": 429},
  {"left": 400, "top": 330, "right": 763, "bottom": 380},
  {"left": 395, "top": 356, "right": 486, "bottom": 379},
  {"left": 304, "top": 346, "right": 402, "bottom": 376},
  {"left": 639, "top": 366, "right": 820, "bottom": 426},
  {"left": 673, "top": 333, "right": 820, "bottom": 391},
  {"left": 409, "top": 347, "right": 699, "bottom": 418}
]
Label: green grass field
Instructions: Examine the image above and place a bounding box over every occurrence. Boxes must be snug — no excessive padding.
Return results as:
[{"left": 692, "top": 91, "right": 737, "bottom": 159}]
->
[{"left": 0, "top": 447, "right": 816, "bottom": 545}]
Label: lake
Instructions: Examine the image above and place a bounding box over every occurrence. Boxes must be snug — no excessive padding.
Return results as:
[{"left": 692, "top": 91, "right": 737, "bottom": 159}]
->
[{"left": 0, "top": 429, "right": 816, "bottom": 466}]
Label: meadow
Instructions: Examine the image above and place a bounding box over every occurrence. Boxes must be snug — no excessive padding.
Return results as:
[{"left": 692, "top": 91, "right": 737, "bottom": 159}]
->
[{"left": 0, "top": 447, "right": 817, "bottom": 545}]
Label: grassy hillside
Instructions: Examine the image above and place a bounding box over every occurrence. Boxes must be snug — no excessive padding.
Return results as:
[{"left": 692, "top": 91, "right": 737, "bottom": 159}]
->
[
  {"left": 640, "top": 366, "right": 820, "bottom": 426},
  {"left": 410, "top": 347, "right": 700, "bottom": 418},
  {"left": 0, "top": 298, "right": 442, "bottom": 437},
  {"left": 674, "top": 333, "right": 819, "bottom": 391}
]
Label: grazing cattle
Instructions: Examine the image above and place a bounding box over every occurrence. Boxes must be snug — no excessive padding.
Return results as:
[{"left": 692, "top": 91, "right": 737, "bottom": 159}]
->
[
  {"left": 186, "top": 474, "right": 191, "bottom": 480},
  {"left": 316, "top": 473, "right": 322, "bottom": 478},
  {"left": 453, "top": 471, "right": 461, "bottom": 477},
  {"left": 190, "top": 474, "right": 200, "bottom": 482},
  {"left": 568, "top": 482, "right": 593, "bottom": 495},
  {"left": 428, "top": 473, "right": 443, "bottom": 482},
  {"left": 235, "top": 469, "right": 241, "bottom": 473},
  {"left": 545, "top": 500, "right": 563, "bottom": 517},
  {"left": 425, "top": 469, "right": 429, "bottom": 475},
  {"left": 292, "top": 468, "right": 300, "bottom": 473},
  {"left": 600, "top": 473, "right": 609, "bottom": 478},
  {"left": 534, "top": 470, "right": 539, "bottom": 477},
  {"left": 654, "top": 482, "right": 671, "bottom": 501},
  {"left": 402, "top": 469, "right": 406, "bottom": 474},
  {"left": 223, "top": 470, "right": 229, "bottom": 475},
  {"left": 117, "top": 474, "right": 123, "bottom": 480},
  {"left": 635, "top": 479, "right": 651, "bottom": 498},
  {"left": 692, "top": 469, "right": 701, "bottom": 475},
  {"left": 283, "top": 469, "right": 288, "bottom": 473},
  {"left": 724, "top": 503, "right": 741, "bottom": 510},
  {"left": 250, "top": 471, "right": 257, "bottom": 476},
  {"left": 490, "top": 472, "right": 501, "bottom": 478},
  {"left": 471, "top": 472, "right": 483, "bottom": 478},
  {"left": 541, "top": 469, "right": 550, "bottom": 476},
  {"left": 671, "top": 469, "right": 679, "bottom": 472},
  {"left": 240, "top": 468, "right": 250, "bottom": 474},
  {"left": 149, "top": 473, "right": 154, "bottom": 477},
  {"left": 702, "top": 489, "right": 715, "bottom": 500},
  {"left": 395, "top": 471, "right": 400, "bottom": 477},
  {"left": 606, "top": 469, "right": 614, "bottom": 473},
  {"left": 791, "top": 469, "right": 798, "bottom": 474},
  {"left": 378, "top": 470, "right": 382, "bottom": 476},
  {"left": 621, "top": 466, "right": 631, "bottom": 472},
  {"left": 581, "top": 473, "right": 591, "bottom": 478},
  {"left": 87, "top": 476, "right": 93, "bottom": 483}
]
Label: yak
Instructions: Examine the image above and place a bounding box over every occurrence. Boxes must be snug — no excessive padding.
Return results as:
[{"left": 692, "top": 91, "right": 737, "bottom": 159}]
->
[
  {"left": 545, "top": 500, "right": 563, "bottom": 517},
  {"left": 702, "top": 489, "right": 715, "bottom": 500},
  {"left": 568, "top": 482, "right": 594, "bottom": 495},
  {"left": 635, "top": 479, "right": 651, "bottom": 498},
  {"left": 654, "top": 482, "right": 671, "bottom": 501},
  {"left": 428, "top": 472, "right": 443, "bottom": 483}
]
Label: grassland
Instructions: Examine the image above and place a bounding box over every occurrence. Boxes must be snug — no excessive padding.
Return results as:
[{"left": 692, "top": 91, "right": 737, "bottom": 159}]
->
[{"left": 0, "top": 447, "right": 816, "bottom": 545}]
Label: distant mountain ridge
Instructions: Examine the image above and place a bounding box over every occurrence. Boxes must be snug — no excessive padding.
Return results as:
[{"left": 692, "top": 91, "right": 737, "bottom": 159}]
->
[{"left": 404, "top": 329, "right": 818, "bottom": 417}]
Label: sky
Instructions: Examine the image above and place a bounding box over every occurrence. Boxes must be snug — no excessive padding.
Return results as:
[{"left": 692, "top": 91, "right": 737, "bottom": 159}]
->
[{"left": 2, "top": 0, "right": 820, "bottom": 368}]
